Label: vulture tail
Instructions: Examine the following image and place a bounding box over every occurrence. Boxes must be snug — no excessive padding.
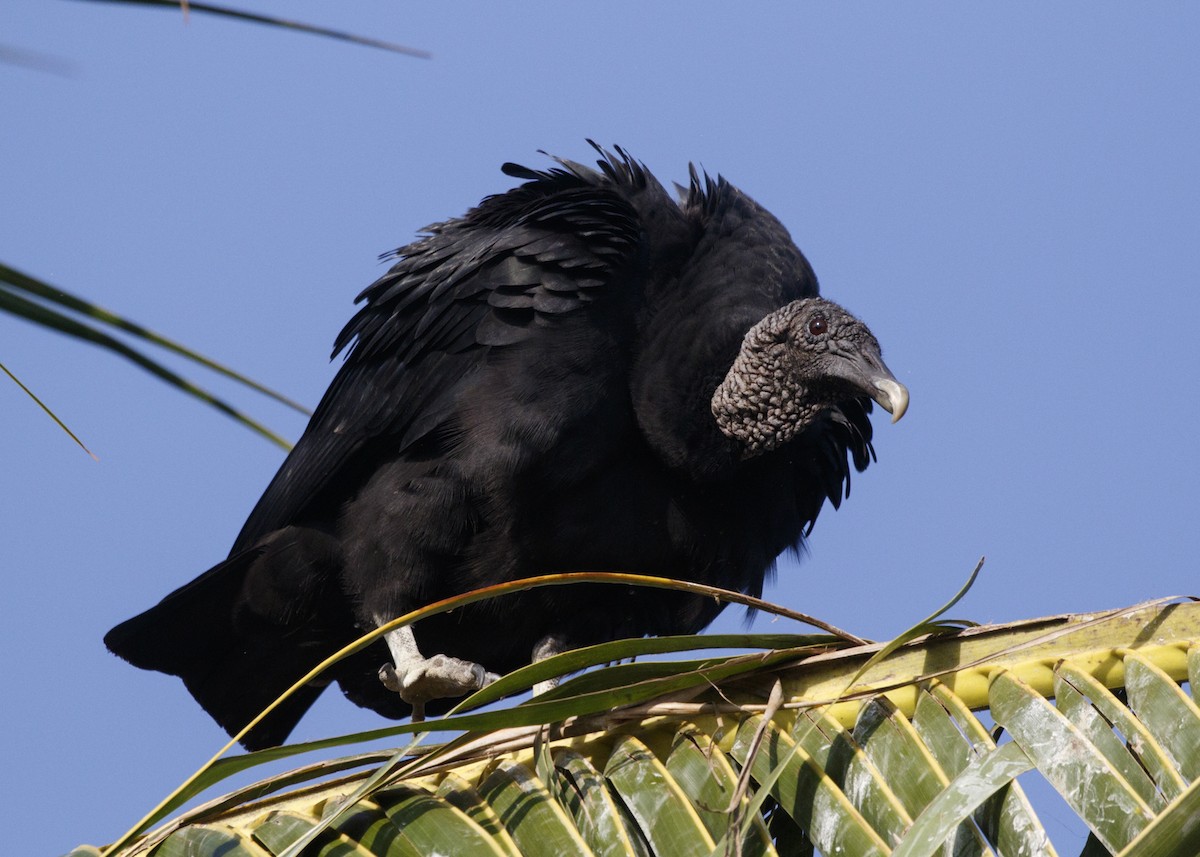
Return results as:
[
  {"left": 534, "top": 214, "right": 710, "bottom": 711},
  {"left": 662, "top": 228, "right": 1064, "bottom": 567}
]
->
[{"left": 104, "top": 544, "right": 352, "bottom": 750}]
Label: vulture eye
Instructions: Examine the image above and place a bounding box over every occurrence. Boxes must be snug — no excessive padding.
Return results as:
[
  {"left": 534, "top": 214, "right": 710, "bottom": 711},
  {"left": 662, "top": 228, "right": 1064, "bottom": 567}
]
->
[{"left": 808, "top": 314, "right": 828, "bottom": 336}]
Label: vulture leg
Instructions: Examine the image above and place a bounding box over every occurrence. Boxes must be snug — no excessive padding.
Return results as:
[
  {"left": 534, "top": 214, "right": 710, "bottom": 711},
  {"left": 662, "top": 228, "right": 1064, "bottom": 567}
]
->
[
  {"left": 531, "top": 633, "right": 567, "bottom": 696},
  {"left": 377, "top": 623, "right": 498, "bottom": 721}
]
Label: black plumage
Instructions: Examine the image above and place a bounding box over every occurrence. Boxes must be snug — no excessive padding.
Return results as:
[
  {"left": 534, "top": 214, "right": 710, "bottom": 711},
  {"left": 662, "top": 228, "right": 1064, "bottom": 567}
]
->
[{"left": 105, "top": 145, "right": 907, "bottom": 749}]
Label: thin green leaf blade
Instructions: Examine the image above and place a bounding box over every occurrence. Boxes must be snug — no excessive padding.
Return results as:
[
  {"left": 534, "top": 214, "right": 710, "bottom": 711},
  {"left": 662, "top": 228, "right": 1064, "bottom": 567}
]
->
[
  {"left": 1123, "top": 653, "right": 1200, "bottom": 782},
  {"left": 551, "top": 748, "right": 649, "bottom": 857},
  {"left": 665, "top": 730, "right": 775, "bottom": 857},
  {"left": 1117, "top": 774, "right": 1200, "bottom": 857},
  {"left": 0, "top": 262, "right": 308, "bottom": 414},
  {"left": 1053, "top": 671, "right": 1163, "bottom": 809},
  {"left": 853, "top": 698, "right": 949, "bottom": 818},
  {"left": 66, "top": 0, "right": 430, "bottom": 56},
  {"left": 477, "top": 761, "right": 590, "bottom": 857},
  {"left": 251, "top": 811, "right": 318, "bottom": 855},
  {"left": 790, "top": 708, "right": 911, "bottom": 848},
  {"left": 320, "top": 799, "right": 407, "bottom": 857},
  {"left": 154, "top": 823, "right": 272, "bottom": 857},
  {"left": 377, "top": 784, "right": 510, "bottom": 857},
  {"left": 990, "top": 670, "right": 1154, "bottom": 852},
  {"left": 252, "top": 808, "right": 380, "bottom": 857},
  {"left": 605, "top": 736, "right": 716, "bottom": 857},
  {"left": 1055, "top": 661, "right": 1187, "bottom": 802},
  {"left": 914, "top": 684, "right": 1058, "bottom": 857},
  {"left": 460, "top": 633, "right": 836, "bottom": 710},
  {"left": 1, "top": 359, "right": 96, "bottom": 457},
  {"left": 0, "top": 286, "right": 292, "bottom": 449},
  {"left": 853, "top": 697, "right": 994, "bottom": 856},
  {"left": 437, "top": 774, "right": 523, "bottom": 857},
  {"left": 842, "top": 557, "right": 985, "bottom": 693},
  {"left": 732, "top": 715, "right": 890, "bottom": 857},
  {"left": 890, "top": 743, "right": 1035, "bottom": 857}
]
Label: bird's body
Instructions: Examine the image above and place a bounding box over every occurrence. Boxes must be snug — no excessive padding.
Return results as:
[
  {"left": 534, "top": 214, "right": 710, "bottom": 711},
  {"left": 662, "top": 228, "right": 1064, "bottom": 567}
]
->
[{"left": 106, "top": 147, "right": 906, "bottom": 748}]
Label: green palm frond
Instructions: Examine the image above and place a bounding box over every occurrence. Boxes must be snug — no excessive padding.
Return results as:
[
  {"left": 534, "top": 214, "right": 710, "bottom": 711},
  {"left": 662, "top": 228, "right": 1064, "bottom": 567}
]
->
[
  {"left": 79, "top": 596, "right": 1200, "bottom": 857},
  {"left": 66, "top": 0, "right": 430, "bottom": 57},
  {"left": 2, "top": 262, "right": 305, "bottom": 451},
  {"left": 0, "top": 359, "right": 97, "bottom": 458}
]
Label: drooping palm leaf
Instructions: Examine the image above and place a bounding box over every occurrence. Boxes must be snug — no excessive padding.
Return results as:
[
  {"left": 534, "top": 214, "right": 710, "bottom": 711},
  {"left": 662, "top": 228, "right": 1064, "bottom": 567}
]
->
[
  {"left": 1, "top": 262, "right": 303, "bottom": 450},
  {"left": 78, "top": 596, "right": 1200, "bottom": 857},
  {"left": 68, "top": 0, "right": 430, "bottom": 58},
  {"left": 103, "top": 573, "right": 863, "bottom": 852},
  {"left": 0, "top": 359, "right": 96, "bottom": 458}
]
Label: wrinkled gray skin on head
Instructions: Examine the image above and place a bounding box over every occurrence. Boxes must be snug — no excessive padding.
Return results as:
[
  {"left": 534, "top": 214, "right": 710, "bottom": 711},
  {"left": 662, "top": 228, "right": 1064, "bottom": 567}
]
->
[{"left": 712, "top": 297, "right": 909, "bottom": 457}]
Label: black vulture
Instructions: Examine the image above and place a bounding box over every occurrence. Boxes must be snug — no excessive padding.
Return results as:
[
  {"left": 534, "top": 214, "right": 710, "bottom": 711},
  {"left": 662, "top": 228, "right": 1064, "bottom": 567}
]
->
[{"left": 105, "top": 145, "right": 908, "bottom": 749}]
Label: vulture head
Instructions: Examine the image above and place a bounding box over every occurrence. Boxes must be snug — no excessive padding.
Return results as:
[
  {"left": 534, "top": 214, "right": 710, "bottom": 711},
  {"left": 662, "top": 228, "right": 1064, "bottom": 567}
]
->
[{"left": 712, "top": 297, "right": 908, "bottom": 457}]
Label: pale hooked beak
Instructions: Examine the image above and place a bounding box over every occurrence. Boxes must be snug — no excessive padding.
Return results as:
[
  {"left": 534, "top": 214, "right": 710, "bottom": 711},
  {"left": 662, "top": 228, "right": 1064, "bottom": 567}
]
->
[
  {"left": 821, "top": 343, "right": 909, "bottom": 425},
  {"left": 871, "top": 376, "right": 909, "bottom": 423}
]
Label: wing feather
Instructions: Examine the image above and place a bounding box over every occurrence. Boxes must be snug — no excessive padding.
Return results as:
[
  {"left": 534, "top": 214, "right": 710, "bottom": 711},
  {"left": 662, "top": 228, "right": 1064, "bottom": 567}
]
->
[{"left": 231, "top": 162, "right": 647, "bottom": 551}]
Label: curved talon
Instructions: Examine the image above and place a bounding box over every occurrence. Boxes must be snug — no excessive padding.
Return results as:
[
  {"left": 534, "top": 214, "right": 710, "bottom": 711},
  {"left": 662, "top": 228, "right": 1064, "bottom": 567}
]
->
[
  {"left": 378, "top": 654, "right": 498, "bottom": 717},
  {"left": 377, "top": 625, "right": 497, "bottom": 720},
  {"left": 378, "top": 663, "right": 403, "bottom": 693}
]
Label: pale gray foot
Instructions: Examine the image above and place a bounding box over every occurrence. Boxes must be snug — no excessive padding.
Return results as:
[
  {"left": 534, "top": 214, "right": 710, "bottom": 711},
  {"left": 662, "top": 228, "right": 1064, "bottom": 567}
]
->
[
  {"left": 531, "top": 633, "right": 567, "bottom": 696},
  {"left": 376, "top": 623, "right": 499, "bottom": 720}
]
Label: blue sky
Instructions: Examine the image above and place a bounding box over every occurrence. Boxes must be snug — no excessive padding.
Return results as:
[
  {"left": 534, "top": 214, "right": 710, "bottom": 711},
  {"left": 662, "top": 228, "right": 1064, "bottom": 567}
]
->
[{"left": 4, "top": 4, "right": 1199, "bottom": 853}]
